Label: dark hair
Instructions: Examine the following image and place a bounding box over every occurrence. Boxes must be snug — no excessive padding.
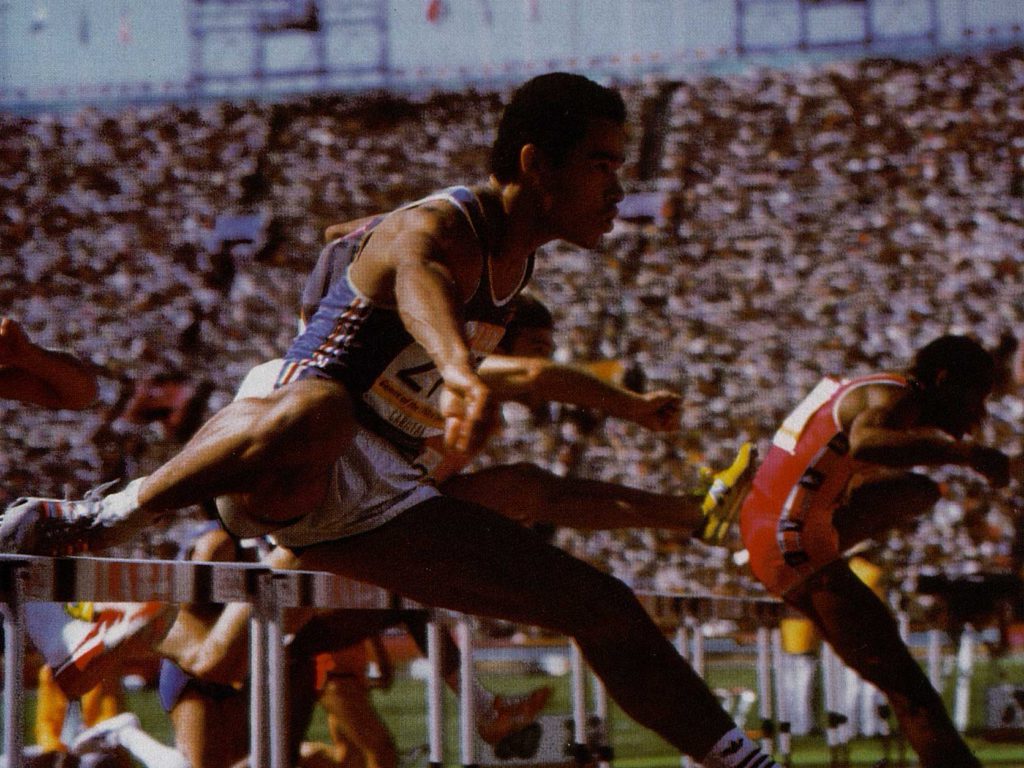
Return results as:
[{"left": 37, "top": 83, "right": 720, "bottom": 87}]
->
[
  {"left": 498, "top": 293, "right": 553, "bottom": 353},
  {"left": 490, "top": 72, "right": 626, "bottom": 183},
  {"left": 910, "top": 335, "right": 995, "bottom": 392}
]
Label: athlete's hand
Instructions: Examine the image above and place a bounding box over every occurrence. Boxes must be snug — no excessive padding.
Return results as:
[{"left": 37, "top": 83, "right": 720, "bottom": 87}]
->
[
  {"left": 439, "top": 365, "right": 493, "bottom": 455},
  {"left": 628, "top": 390, "right": 682, "bottom": 432},
  {"left": 0, "top": 317, "right": 31, "bottom": 366},
  {"left": 969, "top": 444, "right": 1010, "bottom": 488}
]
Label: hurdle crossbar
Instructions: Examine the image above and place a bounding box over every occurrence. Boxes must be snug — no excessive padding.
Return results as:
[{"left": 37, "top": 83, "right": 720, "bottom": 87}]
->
[{"left": 0, "top": 554, "right": 428, "bottom": 768}]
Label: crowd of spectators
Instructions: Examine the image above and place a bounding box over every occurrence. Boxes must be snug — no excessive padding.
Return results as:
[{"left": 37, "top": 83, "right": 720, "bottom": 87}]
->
[{"left": 3, "top": 46, "right": 1024, "bottom": 615}]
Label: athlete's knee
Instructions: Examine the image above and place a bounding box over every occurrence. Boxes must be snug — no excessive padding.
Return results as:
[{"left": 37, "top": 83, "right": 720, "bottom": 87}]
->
[
  {"left": 549, "top": 566, "right": 647, "bottom": 635},
  {"left": 904, "top": 472, "right": 942, "bottom": 507},
  {"left": 251, "top": 380, "right": 355, "bottom": 453}
]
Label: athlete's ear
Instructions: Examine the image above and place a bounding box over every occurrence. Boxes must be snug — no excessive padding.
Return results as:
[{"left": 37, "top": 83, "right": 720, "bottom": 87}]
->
[
  {"left": 519, "top": 144, "right": 554, "bottom": 212},
  {"left": 519, "top": 143, "right": 545, "bottom": 181}
]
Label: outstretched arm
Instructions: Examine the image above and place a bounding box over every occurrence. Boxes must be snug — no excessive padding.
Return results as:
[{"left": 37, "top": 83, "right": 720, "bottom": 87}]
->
[
  {"left": 348, "top": 203, "right": 494, "bottom": 454},
  {"left": 477, "top": 354, "right": 681, "bottom": 431},
  {"left": 847, "top": 389, "right": 1009, "bottom": 487},
  {"left": 0, "top": 317, "right": 98, "bottom": 410}
]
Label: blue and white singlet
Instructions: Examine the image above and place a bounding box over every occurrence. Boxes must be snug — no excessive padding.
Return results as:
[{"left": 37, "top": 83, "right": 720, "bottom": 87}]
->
[{"left": 277, "top": 186, "right": 534, "bottom": 465}]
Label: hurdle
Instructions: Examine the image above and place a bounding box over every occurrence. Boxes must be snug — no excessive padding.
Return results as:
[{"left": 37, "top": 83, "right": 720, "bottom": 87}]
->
[
  {"left": 0, "top": 553, "right": 431, "bottom": 768},
  {"left": 637, "top": 590, "right": 789, "bottom": 763}
]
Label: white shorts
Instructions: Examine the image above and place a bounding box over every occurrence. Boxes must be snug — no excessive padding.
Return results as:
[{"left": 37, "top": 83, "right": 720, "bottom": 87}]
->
[{"left": 216, "top": 360, "right": 439, "bottom": 548}]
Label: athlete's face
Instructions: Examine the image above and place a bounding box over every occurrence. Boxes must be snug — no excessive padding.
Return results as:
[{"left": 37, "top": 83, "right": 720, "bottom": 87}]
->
[
  {"left": 924, "top": 380, "right": 989, "bottom": 438},
  {"left": 542, "top": 118, "right": 626, "bottom": 249}
]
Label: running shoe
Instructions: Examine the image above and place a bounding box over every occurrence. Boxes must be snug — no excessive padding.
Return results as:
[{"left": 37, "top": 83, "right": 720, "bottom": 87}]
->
[
  {"left": 696, "top": 442, "right": 757, "bottom": 545},
  {"left": 27, "top": 601, "right": 176, "bottom": 698},
  {"left": 477, "top": 686, "right": 552, "bottom": 745},
  {"left": 0, "top": 480, "right": 131, "bottom": 555},
  {"left": 69, "top": 712, "right": 140, "bottom": 755}
]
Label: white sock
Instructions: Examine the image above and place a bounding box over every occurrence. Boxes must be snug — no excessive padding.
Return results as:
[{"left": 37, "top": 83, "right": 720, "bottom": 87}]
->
[
  {"left": 88, "top": 477, "right": 145, "bottom": 527},
  {"left": 700, "top": 727, "right": 778, "bottom": 768},
  {"left": 116, "top": 725, "right": 191, "bottom": 768}
]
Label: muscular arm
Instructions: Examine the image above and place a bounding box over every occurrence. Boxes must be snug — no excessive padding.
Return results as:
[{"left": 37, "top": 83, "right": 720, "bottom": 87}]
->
[
  {"left": 0, "top": 317, "right": 98, "bottom": 410},
  {"left": 348, "top": 204, "right": 494, "bottom": 452},
  {"left": 847, "top": 388, "right": 1008, "bottom": 486},
  {"left": 477, "top": 355, "right": 680, "bottom": 431}
]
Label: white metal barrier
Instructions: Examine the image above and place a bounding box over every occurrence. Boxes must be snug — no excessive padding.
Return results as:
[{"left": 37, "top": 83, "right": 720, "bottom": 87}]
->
[
  {"left": 0, "top": 558, "right": 950, "bottom": 767},
  {"left": 0, "top": 553, "right": 426, "bottom": 768}
]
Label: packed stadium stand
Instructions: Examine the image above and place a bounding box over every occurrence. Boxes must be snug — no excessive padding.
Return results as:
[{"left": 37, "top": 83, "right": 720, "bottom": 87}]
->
[{"left": 3, "top": 46, "right": 1024, "bottom": 615}]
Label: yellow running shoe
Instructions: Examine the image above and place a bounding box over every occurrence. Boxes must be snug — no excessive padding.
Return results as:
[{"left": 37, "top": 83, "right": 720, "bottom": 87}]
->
[{"left": 696, "top": 442, "right": 757, "bottom": 544}]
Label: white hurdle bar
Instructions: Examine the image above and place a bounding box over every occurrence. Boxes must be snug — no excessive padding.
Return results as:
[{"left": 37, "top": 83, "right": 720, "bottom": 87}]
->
[{"left": 0, "top": 554, "right": 432, "bottom": 768}]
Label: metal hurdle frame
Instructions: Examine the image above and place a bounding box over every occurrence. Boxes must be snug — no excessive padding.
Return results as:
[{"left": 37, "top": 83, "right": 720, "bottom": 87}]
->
[
  {"left": 6, "top": 560, "right": 928, "bottom": 767},
  {"left": 637, "top": 591, "right": 786, "bottom": 765},
  {"left": 0, "top": 553, "right": 433, "bottom": 768}
]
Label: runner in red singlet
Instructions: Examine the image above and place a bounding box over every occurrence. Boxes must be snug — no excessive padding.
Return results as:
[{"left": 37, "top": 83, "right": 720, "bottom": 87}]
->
[{"left": 740, "top": 335, "right": 1018, "bottom": 768}]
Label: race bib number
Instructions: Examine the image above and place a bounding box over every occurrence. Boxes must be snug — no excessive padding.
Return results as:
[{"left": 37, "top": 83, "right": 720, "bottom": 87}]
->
[{"left": 363, "top": 321, "right": 506, "bottom": 441}]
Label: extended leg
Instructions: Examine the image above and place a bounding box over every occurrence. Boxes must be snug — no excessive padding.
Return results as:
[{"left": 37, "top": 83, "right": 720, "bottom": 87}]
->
[
  {"left": 293, "top": 497, "right": 750, "bottom": 763},
  {"left": 0, "top": 378, "right": 355, "bottom": 553},
  {"left": 440, "top": 462, "right": 702, "bottom": 531}
]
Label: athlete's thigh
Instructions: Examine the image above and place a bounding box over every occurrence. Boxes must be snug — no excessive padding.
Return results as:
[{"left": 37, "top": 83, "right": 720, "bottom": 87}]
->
[
  {"left": 439, "top": 463, "right": 548, "bottom": 523},
  {"left": 786, "top": 560, "right": 916, "bottom": 685},
  {"left": 292, "top": 497, "right": 614, "bottom": 628},
  {"left": 834, "top": 470, "right": 940, "bottom": 549}
]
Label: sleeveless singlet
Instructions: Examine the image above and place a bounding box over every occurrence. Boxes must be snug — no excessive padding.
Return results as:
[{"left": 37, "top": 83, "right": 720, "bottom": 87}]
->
[
  {"left": 739, "top": 373, "right": 907, "bottom": 596},
  {"left": 279, "top": 186, "right": 534, "bottom": 476}
]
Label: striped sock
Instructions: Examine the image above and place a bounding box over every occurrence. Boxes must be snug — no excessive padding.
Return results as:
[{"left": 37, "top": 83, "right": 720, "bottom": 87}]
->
[{"left": 700, "top": 727, "right": 778, "bottom": 768}]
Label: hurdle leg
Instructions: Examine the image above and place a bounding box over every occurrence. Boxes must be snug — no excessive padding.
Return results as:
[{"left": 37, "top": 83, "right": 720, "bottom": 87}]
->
[
  {"left": 250, "top": 578, "right": 270, "bottom": 768},
  {"left": 770, "top": 628, "right": 792, "bottom": 768},
  {"left": 1, "top": 564, "right": 26, "bottom": 768},
  {"left": 821, "top": 644, "right": 850, "bottom": 768},
  {"left": 267, "top": 574, "right": 287, "bottom": 768},
  {"left": 457, "top": 617, "right": 478, "bottom": 768},
  {"left": 675, "top": 608, "right": 703, "bottom": 768},
  {"left": 569, "top": 641, "right": 590, "bottom": 764},
  {"left": 953, "top": 624, "right": 977, "bottom": 732},
  {"left": 926, "top": 628, "right": 944, "bottom": 691},
  {"left": 590, "top": 671, "right": 613, "bottom": 767},
  {"left": 426, "top": 616, "right": 445, "bottom": 768},
  {"left": 755, "top": 625, "right": 774, "bottom": 755}
]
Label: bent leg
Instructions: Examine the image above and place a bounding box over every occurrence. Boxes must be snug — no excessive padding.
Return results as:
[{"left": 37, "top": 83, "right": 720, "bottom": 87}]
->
[
  {"left": 143, "top": 378, "right": 357, "bottom": 525},
  {"left": 293, "top": 497, "right": 736, "bottom": 760},
  {"left": 440, "top": 462, "right": 701, "bottom": 531},
  {"left": 788, "top": 561, "right": 979, "bottom": 768},
  {"left": 170, "top": 692, "right": 249, "bottom": 768},
  {"left": 833, "top": 471, "right": 940, "bottom": 551}
]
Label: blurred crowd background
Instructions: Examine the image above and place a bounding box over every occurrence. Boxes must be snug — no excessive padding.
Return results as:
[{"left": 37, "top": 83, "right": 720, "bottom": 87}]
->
[{"left": 3, "top": 45, "right": 1024, "bottom": 620}]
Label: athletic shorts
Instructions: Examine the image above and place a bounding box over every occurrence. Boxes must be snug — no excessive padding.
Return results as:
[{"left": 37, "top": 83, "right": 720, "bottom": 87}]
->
[
  {"left": 739, "top": 483, "right": 841, "bottom": 598},
  {"left": 158, "top": 658, "right": 244, "bottom": 712},
  {"left": 215, "top": 360, "right": 439, "bottom": 548}
]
